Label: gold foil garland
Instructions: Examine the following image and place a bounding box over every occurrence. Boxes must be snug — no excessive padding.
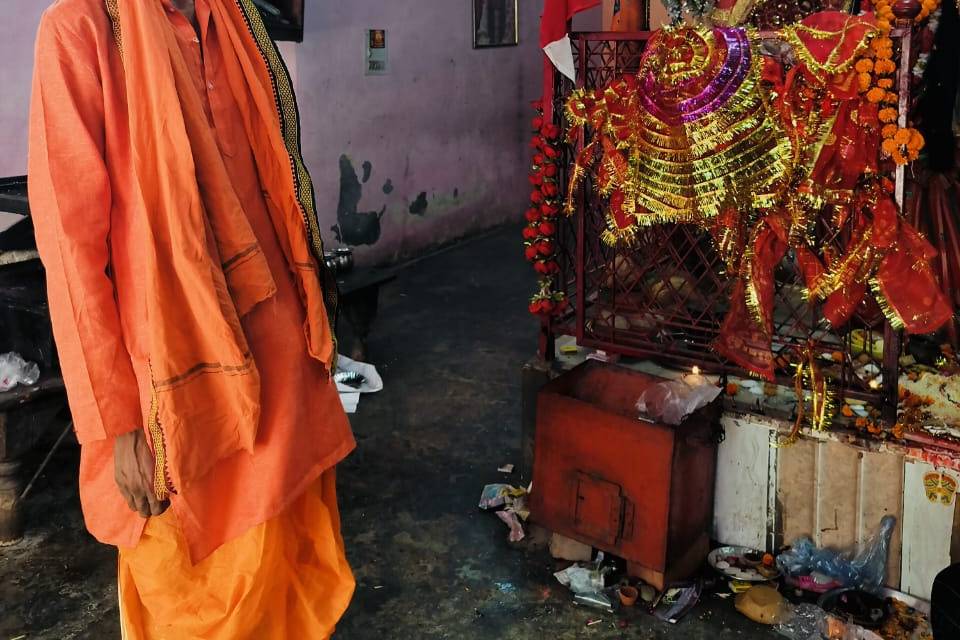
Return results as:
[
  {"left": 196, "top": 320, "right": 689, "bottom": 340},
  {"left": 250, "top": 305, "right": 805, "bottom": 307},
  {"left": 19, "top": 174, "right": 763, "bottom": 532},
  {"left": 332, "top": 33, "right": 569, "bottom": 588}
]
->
[{"left": 564, "top": 27, "right": 793, "bottom": 239}]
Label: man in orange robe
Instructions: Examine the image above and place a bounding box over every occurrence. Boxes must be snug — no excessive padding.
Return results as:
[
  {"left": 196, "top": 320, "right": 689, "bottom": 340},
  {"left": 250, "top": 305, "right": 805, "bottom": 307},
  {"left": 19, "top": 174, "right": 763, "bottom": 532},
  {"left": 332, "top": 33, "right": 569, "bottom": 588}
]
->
[{"left": 28, "top": 0, "right": 356, "bottom": 637}]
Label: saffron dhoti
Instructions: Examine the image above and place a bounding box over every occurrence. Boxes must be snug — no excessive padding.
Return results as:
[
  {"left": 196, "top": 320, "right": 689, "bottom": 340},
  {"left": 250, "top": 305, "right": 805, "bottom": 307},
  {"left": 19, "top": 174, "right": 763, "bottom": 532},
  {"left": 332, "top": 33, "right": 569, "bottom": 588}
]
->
[{"left": 118, "top": 471, "right": 354, "bottom": 640}]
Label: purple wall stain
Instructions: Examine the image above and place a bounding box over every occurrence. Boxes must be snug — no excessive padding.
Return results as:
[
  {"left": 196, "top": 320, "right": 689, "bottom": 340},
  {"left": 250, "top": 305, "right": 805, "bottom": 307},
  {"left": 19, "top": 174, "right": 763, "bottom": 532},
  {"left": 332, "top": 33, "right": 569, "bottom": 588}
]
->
[
  {"left": 334, "top": 154, "right": 386, "bottom": 246},
  {"left": 409, "top": 192, "right": 429, "bottom": 216}
]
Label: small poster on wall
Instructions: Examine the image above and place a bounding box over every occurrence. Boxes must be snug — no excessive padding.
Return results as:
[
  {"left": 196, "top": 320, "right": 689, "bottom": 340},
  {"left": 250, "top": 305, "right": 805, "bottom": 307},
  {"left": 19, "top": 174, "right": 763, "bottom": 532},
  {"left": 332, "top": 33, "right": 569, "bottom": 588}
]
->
[
  {"left": 473, "top": 0, "right": 519, "bottom": 48},
  {"left": 366, "top": 29, "right": 388, "bottom": 75}
]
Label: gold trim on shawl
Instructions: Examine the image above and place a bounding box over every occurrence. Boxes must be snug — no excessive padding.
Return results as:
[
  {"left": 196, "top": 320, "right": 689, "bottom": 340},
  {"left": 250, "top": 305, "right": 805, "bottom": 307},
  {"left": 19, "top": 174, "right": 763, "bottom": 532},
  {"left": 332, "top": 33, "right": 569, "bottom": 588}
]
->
[
  {"left": 231, "top": 0, "right": 340, "bottom": 335},
  {"left": 105, "top": 0, "right": 123, "bottom": 55}
]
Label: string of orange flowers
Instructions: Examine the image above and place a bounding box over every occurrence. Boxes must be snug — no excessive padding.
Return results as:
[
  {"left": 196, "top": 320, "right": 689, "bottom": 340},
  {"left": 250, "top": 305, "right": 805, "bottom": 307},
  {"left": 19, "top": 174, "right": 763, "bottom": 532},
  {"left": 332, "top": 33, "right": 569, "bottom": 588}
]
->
[{"left": 856, "top": 0, "right": 938, "bottom": 165}]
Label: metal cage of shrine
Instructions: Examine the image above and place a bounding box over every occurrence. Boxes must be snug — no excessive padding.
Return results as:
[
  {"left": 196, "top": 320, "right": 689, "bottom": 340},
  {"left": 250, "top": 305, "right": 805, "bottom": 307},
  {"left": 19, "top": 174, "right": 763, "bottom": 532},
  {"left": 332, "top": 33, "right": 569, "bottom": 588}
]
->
[{"left": 541, "top": 25, "right": 925, "bottom": 415}]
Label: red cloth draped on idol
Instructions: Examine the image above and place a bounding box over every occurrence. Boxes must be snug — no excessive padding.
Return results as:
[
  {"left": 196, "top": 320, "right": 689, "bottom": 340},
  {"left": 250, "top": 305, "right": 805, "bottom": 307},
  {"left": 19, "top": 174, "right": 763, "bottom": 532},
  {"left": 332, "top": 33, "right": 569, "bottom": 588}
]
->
[{"left": 716, "top": 10, "right": 947, "bottom": 379}]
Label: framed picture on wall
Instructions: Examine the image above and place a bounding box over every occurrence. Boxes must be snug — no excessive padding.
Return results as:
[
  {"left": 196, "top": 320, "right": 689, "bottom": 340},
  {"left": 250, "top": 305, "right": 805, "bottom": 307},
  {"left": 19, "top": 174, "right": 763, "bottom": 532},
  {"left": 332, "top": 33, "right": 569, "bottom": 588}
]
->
[{"left": 473, "top": 0, "right": 519, "bottom": 48}]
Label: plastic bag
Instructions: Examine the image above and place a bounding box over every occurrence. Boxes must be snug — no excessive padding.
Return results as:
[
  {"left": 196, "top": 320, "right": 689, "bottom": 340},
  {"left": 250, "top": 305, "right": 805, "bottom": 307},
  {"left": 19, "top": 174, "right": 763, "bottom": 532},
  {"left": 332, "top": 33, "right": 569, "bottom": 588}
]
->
[
  {"left": 777, "top": 516, "right": 896, "bottom": 593},
  {"left": 637, "top": 379, "right": 721, "bottom": 425},
  {"left": 0, "top": 352, "right": 40, "bottom": 392},
  {"left": 553, "top": 564, "right": 603, "bottom": 595},
  {"left": 775, "top": 603, "right": 826, "bottom": 640}
]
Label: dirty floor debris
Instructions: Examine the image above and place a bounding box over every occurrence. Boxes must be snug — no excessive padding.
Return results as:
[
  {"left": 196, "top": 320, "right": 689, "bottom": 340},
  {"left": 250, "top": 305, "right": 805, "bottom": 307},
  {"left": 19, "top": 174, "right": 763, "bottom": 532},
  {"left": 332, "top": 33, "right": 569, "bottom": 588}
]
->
[{"left": 0, "top": 225, "right": 776, "bottom": 638}]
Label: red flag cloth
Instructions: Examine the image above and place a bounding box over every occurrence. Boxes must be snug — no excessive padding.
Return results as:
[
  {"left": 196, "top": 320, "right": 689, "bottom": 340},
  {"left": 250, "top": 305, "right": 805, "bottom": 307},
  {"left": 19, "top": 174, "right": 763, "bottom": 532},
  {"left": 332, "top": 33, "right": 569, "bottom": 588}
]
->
[
  {"left": 540, "top": 0, "right": 601, "bottom": 48},
  {"left": 540, "top": 0, "right": 601, "bottom": 120}
]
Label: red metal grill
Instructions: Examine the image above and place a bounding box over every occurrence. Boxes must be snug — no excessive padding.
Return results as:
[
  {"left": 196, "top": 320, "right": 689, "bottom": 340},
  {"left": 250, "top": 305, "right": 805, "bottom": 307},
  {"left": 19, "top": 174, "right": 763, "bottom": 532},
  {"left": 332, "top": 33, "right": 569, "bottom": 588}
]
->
[{"left": 544, "top": 32, "right": 900, "bottom": 410}]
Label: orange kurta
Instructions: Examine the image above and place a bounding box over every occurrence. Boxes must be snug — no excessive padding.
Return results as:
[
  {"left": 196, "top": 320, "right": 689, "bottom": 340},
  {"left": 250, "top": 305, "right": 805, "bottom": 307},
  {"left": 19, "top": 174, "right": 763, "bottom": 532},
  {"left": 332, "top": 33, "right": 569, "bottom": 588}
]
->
[{"left": 29, "top": 0, "right": 355, "bottom": 563}]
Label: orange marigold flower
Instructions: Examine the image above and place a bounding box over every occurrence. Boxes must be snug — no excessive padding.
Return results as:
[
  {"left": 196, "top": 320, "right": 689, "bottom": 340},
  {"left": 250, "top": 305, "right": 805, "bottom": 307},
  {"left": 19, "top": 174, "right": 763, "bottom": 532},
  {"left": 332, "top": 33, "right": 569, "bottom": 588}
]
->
[
  {"left": 894, "top": 128, "right": 912, "bottom": 144},
  {"left": 725, "top": 382, "right": 739, "bottom": 396},
  {"left": 908, "top": 129, "right": 925, "bottom": 150},
  {"left": 892, "top": 148, "right": 908, "bottom": 165},
  {"left": 871, "top": 36, "right": 894, "bottom": 51},
  {"left": 876, "top": 60, "right": 897, "bottom": 74},
  {"left": 878, "top": 78, "right": 894, "bottom": 89},
  {"left": 875, "top": 48, "right": 894, "bottom": 61},
  {"left": 882, "top": 124, "right": 899, "bottom": 138},
  {"left": 884, "top": 91, "right": 899, "bottom": 104},
  {"left": 882, "top": 138, "right": 899, "bottom": 156},
  {"left": 868, "top": 421, "right": 884, "bottom": 435},
  {"left": 858, "top": 74, "right": 872, "bottom": 92},
  {"left": 855, "top": 58, "right": 874, "bottom": 73},
  {"left": 879, "top": 108, "right": 898, "bottom": 123},
  {"left": 877, "top": 19, "right": 891, "bottom": 31},
  {"left": 841, "top": 404, "right": 855, "bottom": 417},
  {"left": 831, "top": 351, "right": 844, "bottom": 362},
  {"left": 866, "top": 87, "right": 886, "bottom": 103},
  {"left": 855, "top": 417, "right": 868, "bottom": 428}
]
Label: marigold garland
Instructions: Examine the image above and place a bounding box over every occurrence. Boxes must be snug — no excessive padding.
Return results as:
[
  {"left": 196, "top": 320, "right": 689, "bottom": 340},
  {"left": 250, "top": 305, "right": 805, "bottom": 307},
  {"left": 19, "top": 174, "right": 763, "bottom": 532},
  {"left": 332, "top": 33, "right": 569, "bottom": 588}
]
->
[
  {"left": 524, "top": 101, "right": 568, "bottom": 318},
  {"left": 855, "top": 0, "right": 940, "bottom": 165}
]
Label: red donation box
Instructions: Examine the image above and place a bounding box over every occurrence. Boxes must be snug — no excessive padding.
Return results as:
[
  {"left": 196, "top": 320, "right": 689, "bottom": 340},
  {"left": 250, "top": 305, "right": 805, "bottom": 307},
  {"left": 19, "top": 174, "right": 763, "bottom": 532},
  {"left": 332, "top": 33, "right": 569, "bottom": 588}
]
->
[{"left": 530, "top": 361, "right": 720, "bottom": 589}]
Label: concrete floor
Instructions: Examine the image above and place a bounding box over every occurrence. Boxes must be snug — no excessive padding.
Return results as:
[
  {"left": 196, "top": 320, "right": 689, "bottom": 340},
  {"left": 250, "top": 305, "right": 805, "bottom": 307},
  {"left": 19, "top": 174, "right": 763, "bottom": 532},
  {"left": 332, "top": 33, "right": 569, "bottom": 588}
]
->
[{"left": 0, "top": 225, "right": 776, "bottom": 639}]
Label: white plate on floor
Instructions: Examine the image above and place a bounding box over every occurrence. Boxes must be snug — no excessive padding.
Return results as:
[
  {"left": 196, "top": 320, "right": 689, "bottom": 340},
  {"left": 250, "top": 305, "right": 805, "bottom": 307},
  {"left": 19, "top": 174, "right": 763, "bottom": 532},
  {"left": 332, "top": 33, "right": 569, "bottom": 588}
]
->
[{"left": 708, "top": 546, "right": 780, "bottom": 582}]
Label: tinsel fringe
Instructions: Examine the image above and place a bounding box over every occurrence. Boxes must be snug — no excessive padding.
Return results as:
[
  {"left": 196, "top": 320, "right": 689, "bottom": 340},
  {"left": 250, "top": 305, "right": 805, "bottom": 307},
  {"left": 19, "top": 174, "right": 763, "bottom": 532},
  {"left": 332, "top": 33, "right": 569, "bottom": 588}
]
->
[{"left": 869, "top": 276, "right": 907, "bottom": 330}]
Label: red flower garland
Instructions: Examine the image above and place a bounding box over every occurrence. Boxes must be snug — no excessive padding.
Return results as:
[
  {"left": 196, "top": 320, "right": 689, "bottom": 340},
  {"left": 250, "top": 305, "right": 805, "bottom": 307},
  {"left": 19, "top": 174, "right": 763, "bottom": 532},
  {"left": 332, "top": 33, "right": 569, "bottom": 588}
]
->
[{"left": 525, "top": 101, "right": 567, "bottom": 318}]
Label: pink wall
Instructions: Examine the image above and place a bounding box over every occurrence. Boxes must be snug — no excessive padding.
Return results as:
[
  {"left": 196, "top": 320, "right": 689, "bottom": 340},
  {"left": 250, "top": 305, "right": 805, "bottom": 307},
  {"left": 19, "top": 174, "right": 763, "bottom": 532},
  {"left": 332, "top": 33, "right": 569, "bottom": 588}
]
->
[
  {"left": 1, "top": 0, "right": 556, "bottom": 265},
  {"left": 285, "top": 0, "right": 547, "bottom": 264},
  {"left": 0, "top": 2, "right": 47, "bottom": 180}
]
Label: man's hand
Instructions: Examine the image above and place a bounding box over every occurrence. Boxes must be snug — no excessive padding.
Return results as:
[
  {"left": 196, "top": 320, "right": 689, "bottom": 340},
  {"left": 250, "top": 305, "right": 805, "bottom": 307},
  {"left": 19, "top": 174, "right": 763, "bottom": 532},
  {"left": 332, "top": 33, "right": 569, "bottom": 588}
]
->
[{"left": 114, "top": 430, "right": 169, "bottom": 517}]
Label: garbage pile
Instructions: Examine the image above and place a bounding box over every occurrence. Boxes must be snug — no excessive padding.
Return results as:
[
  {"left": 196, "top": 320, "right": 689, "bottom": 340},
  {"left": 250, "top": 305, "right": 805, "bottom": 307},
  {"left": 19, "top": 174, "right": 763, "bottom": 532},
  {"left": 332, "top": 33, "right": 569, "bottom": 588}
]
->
[{"left": 476, "top": 491, "right": 935, "bottom": 638}]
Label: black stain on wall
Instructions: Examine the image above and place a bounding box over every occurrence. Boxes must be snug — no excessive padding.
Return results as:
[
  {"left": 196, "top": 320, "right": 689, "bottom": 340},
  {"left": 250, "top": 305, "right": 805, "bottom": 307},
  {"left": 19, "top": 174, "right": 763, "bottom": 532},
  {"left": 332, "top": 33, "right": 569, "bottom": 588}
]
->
[
  {"left": 453, "top": 188, "right": 459, "bottom": 199},
  {"left": 383, "top": 179, "right": 394, "bottom": 195},
  {"left": 361, "top": 161, "right": 373, "bottom": 184},
  {"left": 333, "top": 154, "right": 385, "bottom": 246},
  {"left": 409, "top": 192, "right": 429, "bottom": 216}
]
